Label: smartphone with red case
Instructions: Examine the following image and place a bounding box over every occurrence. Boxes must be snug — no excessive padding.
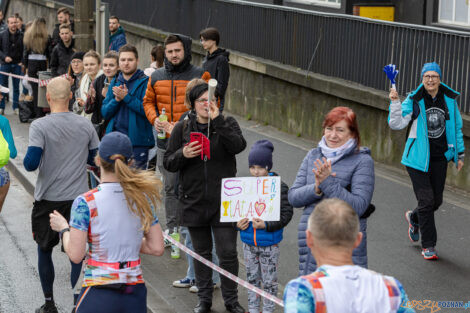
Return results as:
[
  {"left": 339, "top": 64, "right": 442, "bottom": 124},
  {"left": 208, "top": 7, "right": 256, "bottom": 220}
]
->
[{"left": 189, "top": 132, "right": 210, "bottom": 160}]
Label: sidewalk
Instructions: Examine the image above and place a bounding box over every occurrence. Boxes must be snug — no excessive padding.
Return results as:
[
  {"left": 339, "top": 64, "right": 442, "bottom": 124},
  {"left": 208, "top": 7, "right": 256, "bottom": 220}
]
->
[{"left": 3, "top": 108, "right": 257, "bottom": 313}]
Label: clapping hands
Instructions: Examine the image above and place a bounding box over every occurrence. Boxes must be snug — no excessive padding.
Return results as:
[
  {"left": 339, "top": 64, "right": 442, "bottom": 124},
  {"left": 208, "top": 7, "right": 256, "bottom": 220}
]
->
[{"left": 312, "top": 157, "right": 336, "bottom": 193}]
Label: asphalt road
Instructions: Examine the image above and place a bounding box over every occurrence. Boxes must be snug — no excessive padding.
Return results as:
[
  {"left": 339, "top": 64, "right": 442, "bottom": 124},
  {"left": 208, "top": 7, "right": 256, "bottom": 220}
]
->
[{"left": 0, "top": 175, "right": 75, "bottom": 313}]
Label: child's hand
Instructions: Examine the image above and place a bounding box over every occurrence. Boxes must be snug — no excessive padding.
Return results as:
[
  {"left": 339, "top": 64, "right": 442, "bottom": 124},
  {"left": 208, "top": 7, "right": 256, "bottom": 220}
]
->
[
  {"left": 237, "top": 218, "right": 249, "bottom": 230},
  {"left": 252, "top": 218, "right": 266, "bottom": 229}
]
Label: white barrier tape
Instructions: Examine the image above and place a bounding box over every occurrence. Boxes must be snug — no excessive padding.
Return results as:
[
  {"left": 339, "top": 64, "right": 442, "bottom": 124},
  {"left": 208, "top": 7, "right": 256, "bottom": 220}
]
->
[
  {"left": 0, "top": 70, "right": 69, "bottom": 87},
  {"left": 87, "top": 168, "right": 101, "bottom": 183},
  {"left": 84, "top": 170, "right": 284, "bottom": 307},
  {"left": 163, "top": 232, "right": 285, "bottom": 307}
]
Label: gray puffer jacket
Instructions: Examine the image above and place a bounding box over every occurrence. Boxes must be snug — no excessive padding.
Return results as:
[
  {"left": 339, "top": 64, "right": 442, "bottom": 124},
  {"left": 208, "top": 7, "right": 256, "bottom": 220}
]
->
[{"left": 288, "top": 144, "right": 374, "bottom": 276}]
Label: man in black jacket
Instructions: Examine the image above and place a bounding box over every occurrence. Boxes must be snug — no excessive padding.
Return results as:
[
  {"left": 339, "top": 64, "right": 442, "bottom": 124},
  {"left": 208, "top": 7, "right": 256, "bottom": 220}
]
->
[
  {"left": 200, "top": 28, "right": 230, "bottom": 112},
  {"left": 50, "top": 24, "right": 75, "bottom": 77},
  {"left": 51, "top": 7, "right": 74, "bottom": 48},
  {"left": 0, "top": 16, "right": 23, "bottom": 115}
]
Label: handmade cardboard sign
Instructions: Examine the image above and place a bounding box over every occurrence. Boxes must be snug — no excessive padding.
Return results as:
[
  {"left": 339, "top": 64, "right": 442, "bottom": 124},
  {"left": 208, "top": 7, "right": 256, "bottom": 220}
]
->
[{"left": 220, "top": 176, "right": 281, "bottom": 222}]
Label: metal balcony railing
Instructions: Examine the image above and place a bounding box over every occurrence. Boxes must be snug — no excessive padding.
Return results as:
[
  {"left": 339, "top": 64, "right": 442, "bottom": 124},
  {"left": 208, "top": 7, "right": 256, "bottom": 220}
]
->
[{"left": 58, "top": 0, "right": 470, "bottom": 112}]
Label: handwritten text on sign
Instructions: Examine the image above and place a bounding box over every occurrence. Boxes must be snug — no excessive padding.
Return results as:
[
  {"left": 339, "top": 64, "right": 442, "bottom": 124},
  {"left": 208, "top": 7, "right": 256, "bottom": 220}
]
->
[{"left": 220, "top": 177, "right": 281, "bottom": 222}]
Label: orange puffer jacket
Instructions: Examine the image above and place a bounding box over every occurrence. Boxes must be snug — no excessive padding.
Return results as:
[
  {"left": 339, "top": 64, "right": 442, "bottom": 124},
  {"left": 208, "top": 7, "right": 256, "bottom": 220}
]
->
[
  {"left": 143, "top": 67, "right": 204, "bottom": 125},
  {"left": 143, "top": 34, "right": 205, "bottom": 128}
]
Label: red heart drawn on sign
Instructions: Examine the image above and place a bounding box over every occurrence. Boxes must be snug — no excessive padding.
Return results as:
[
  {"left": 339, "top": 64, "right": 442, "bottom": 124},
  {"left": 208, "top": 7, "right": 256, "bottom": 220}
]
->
[{"left": 254, "top": 201, "right": 266, "bottom": 217}]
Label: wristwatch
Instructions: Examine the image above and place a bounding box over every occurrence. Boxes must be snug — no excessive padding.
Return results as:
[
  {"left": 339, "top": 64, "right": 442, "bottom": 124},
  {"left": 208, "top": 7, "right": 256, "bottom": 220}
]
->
[{"left": 59, "top": 227, "right": 70, "bottom": 240}]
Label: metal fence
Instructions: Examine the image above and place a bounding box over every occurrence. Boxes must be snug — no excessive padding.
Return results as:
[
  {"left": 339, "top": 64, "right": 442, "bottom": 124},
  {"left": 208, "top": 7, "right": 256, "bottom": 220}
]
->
[{"left": 59, "top": 0, "right": 470, "bottom": 112}]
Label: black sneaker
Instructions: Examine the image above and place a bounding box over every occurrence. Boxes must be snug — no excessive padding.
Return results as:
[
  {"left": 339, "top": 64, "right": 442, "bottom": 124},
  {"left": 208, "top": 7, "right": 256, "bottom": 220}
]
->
[
  {"left": 225, "top": 302, "right": 246, "bottom": 313},
  {"left": 193, "top": 301, "right": 211, "bottom": 313},
  {"left": 35, "top": 302, "right": 58, "bottom": 313}
]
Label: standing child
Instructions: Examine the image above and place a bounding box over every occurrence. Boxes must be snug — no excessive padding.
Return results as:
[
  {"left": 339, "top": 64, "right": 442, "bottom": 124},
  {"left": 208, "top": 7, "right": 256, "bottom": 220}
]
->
[{"left": 237, "top": 139, "right": 293, "bottom": 313}]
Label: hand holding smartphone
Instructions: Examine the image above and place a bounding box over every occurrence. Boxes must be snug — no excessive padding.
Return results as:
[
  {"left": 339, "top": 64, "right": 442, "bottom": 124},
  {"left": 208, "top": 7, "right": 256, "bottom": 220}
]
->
[{"left": 189, "top": 132, "right": 210, "bottom": 160}]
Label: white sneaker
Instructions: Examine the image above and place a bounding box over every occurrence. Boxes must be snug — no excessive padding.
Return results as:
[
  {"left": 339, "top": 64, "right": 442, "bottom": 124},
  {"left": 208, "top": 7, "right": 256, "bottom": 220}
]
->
[
  {"left": 189, "top": 283, "right": 217, "bottom": 293},
  {"left": 0, "top": 109, "right": 4, "bottom": 115},
  {"left": 14, "top": 108, "right": 19, "bottom": 115}
]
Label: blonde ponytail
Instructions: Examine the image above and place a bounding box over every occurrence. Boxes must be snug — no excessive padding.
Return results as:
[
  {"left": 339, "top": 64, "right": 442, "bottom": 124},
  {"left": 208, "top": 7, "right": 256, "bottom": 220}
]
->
[{"left": 99, "top": 155, "right": 162, "bottom": 233}]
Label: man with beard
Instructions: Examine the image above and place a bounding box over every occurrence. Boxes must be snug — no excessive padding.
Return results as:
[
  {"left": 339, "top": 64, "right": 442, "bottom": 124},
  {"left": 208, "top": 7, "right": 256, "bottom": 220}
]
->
[
  {"left": 108, "top": 16, "right": 127, "bottom": 52},
  {"left": 142, "top": 33, "right": 204, "bottom": 266},
  {"left": 101, "top": 44, "right": 154, "bottom": 169},
  {"left": 51, "top": 7, "right": 74, "bottom": 47}
]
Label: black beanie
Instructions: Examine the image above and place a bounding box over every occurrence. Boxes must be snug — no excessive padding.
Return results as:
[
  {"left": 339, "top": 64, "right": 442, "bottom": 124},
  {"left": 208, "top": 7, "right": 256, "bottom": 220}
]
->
[
  {"left": 71, "top": 51, "right": 85, "bottom": 61},
  {"left": 189, "top": 83, "right": 208, "bottom": 109},
  {"left": 248, "top": 140, "right": 274, "bottom": 171}
]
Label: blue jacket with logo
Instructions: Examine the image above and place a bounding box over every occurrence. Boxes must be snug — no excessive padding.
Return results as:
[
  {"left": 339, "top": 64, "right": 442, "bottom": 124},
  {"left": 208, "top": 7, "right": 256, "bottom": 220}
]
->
[
  {"left": 238, "top": 173, "right": 293, "bottom": 247},
  {"left": 388, "top": 83, "right": 465, "bottom": 172}
]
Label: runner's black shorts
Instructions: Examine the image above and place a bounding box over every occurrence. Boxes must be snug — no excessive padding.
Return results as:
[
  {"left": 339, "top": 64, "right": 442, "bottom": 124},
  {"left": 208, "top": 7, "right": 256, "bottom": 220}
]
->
[{"left": 31, "top": 199, "right": 74, "bottom": 251}]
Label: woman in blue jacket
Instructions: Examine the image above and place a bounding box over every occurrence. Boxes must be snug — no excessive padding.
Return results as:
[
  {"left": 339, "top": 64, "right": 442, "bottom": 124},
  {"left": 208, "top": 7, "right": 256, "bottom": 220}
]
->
[
  {"left": 289, "top": 107, "right": 374, "bottom": 276},
  {"left": 388, "top": 62, "right": 465, "bottom": 260}
]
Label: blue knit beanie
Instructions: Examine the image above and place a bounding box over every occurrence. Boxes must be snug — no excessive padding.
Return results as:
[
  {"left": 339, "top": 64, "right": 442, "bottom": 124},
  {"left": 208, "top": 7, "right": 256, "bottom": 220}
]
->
[
  {"left": 421, "top": 62, "right": 442, "bottom": 78},
  {"left": 248, "top": 140, "right": 274, "bottom": 171}
]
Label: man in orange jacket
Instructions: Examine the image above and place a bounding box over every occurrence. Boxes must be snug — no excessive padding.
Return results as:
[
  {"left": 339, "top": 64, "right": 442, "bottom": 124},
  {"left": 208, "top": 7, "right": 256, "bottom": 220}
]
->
[{"left": 143, "top": 34, "right": 204, "bottom": 247}]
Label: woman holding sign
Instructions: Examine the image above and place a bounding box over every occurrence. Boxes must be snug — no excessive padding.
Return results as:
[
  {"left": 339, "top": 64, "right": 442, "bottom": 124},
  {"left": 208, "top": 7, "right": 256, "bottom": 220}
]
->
[
  {"left": 289, "top": 106, "right": 375, "bottom": 276},
  {"left": 164, "top": 81, "right": 246, "bottom": 313}
]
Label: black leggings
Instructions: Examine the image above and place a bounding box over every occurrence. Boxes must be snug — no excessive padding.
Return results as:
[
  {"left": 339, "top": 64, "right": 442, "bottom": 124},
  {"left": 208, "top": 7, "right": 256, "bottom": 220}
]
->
[
  {"left": 37, "top": 245, "right": 82, "bottom": 298},
  {"left": 406, "top": 159, "right": 447, "bottom": 249}
]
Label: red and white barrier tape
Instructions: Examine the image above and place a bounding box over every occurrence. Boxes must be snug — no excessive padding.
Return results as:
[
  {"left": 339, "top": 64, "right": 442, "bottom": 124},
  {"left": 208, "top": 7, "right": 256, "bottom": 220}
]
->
[
  {"left": 162, "top": 232, "right": 285, "bottom": 307},
  {"left": 0, "top": 70, "right": 69, "bottom": 87},
  {"left": 85, "top": 170, "right": 284, "bottom": 307}
]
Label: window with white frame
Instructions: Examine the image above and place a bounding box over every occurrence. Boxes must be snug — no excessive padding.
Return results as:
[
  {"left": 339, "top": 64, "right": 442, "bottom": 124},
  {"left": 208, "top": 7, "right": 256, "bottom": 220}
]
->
[
  {"left": 439, "top": 0, "right": 470, "bottom": 26},
  {"left": 288, "top": 0, "right": 341, "bottom": 9}
]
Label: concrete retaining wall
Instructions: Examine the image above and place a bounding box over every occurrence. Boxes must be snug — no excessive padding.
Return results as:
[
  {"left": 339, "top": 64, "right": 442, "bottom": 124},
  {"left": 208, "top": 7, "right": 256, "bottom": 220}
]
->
[{"left": 9, "top": 0, "right": 470, "bottom": 190}]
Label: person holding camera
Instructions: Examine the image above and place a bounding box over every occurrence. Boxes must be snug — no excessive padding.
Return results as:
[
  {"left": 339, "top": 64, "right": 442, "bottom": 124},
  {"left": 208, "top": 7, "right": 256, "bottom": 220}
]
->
[{"left": 164, "top": 81, "right": 246, "bottom": 313}]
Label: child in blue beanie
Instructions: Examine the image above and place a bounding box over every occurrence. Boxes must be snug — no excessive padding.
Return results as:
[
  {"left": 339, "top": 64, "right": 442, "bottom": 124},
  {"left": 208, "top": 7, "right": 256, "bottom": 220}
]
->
[{"left": 236, "top": 139, "right": 293, "bottom": 313}]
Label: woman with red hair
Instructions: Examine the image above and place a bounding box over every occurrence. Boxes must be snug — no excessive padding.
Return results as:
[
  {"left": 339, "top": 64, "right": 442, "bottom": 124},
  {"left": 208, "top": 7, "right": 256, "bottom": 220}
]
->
[{"left": 288, "top": 106, "right": 375, "bottom": 275}]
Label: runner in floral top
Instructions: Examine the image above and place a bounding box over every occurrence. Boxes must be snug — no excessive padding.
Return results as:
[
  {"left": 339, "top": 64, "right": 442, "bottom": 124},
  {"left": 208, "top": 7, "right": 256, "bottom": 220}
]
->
[{"left": 50, "top": 132, "right": 164, "bottom": 313}]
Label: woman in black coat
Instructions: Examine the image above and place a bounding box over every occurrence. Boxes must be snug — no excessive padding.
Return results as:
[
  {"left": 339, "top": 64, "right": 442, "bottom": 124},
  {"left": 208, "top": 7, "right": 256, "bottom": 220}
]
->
[{"left": 164, "top": 81, "right": 246, "bottom": 313}]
